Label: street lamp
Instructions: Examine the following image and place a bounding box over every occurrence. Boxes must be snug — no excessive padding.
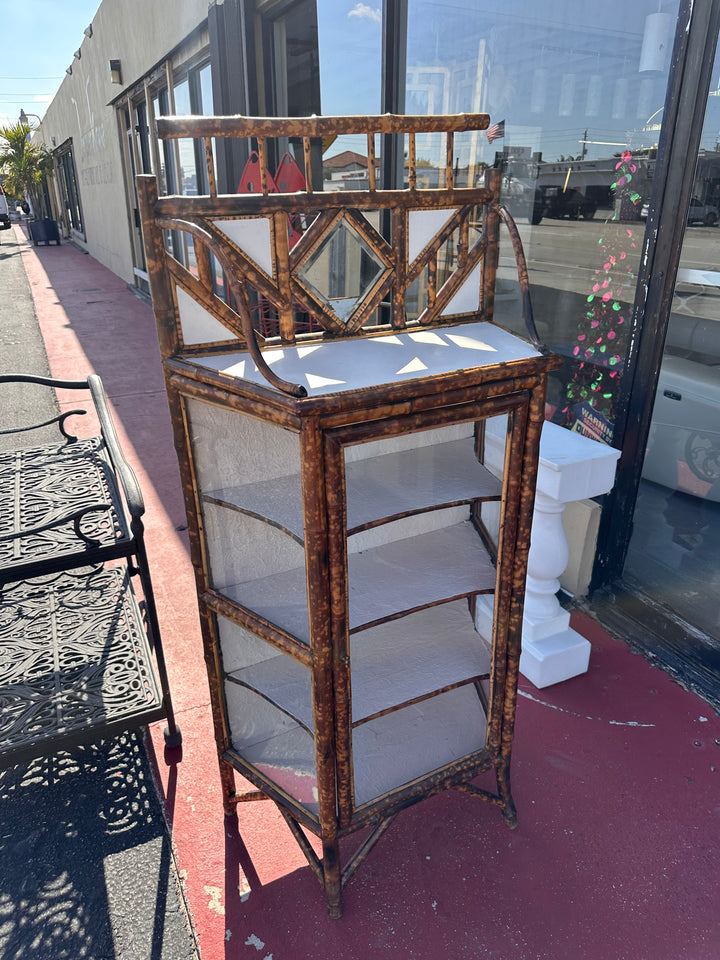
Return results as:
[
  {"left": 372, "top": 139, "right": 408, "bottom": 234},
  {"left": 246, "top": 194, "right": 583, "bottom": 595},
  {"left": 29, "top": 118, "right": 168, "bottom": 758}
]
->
[
  {"left": 17, "top": 109, "right": 47, "bottom": 219},
  {"left": 19, "top": 109, "right": 42, "bottom": 129}
]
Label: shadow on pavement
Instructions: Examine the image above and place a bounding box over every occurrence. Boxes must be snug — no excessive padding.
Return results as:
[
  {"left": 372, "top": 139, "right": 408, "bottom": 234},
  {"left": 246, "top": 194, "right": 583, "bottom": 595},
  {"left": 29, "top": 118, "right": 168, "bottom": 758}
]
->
[{"left": 0, "top": 732, "right": 195, "bottom": 960}]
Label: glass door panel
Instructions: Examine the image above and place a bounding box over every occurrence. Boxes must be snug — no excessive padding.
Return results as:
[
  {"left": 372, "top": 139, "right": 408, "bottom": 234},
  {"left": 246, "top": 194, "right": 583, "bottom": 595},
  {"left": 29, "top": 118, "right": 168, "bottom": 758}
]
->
[{"left": 624, "top": 44, "right": 720, "bottom": 640}]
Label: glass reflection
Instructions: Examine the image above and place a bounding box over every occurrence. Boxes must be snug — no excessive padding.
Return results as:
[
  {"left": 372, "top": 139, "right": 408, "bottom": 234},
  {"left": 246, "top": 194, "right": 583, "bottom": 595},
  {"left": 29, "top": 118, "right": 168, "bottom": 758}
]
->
[
  {"left": 405, "top": 0, "right": 680, "bottom": 444},
  {"left": 298, "top": 218, "right": 385, "bottom": 324}
]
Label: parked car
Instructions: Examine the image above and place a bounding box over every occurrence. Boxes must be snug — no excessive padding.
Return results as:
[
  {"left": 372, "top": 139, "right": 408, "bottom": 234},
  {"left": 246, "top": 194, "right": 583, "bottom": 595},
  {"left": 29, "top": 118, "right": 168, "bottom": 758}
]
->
[
  {"left": 530, "top": 185, "right": 596, "bottom": 224},
  {"left": 686, "top": 196, "right": 718, "bottom": 225},
  {"left": 0, "top": 184, "right": 11, "bottom": 230}
]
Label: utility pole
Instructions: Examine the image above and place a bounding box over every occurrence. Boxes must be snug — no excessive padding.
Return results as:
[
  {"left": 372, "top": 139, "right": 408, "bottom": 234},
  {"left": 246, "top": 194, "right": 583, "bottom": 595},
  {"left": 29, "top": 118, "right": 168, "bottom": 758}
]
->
[{"left": 581, "top": 129, "right": 588, "bottom": 160}]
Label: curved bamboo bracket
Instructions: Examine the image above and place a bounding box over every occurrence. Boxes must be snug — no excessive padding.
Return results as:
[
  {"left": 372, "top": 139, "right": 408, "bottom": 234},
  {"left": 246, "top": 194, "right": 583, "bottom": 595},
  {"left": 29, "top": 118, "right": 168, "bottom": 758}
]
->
[
  {"left": 158, "top": 216, "right": 308, "bottom": 398},
  {"left": 492, "top": 203, "right": 545, "bottom": 350}
]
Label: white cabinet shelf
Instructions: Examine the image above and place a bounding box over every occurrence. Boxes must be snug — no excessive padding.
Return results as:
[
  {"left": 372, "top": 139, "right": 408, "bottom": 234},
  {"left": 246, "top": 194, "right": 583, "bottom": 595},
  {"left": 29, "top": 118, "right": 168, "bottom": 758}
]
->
[
  {"left": 224, "top": 598, "right": 491, "bottom": 733},
  {"left": 202, "top": 437, "right": 502, "bottom": 543},
  {"left": 204, "top": 474, "right": 304, "bottom": 543},
  {"left": 221, "top": 520, "right": 496, "bottom": 645},
  {"left": 226, "top": 654, "right": 314, "bottom": 729},
  {"left": 349, "top": 600, "right": 491, "bottom": 723},
  {"left": 345, "top": 438, "right": 501, "bottom": 532}
]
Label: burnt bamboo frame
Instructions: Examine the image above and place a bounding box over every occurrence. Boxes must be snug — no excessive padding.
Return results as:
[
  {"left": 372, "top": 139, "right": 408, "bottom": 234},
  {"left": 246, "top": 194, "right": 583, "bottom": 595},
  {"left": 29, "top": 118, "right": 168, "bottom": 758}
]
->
[{"left": 138, "top": 113, "right": 561, "bottom": 917}]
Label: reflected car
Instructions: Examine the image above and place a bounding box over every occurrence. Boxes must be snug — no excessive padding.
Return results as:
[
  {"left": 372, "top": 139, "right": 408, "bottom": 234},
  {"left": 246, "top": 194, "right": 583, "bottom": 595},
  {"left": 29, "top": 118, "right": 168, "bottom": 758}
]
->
[
  {"left": 687, "top": 197, "right": 718, "bottom": 225},
  {"left": 641, "top": 196, "right": 718, "bottom": 225},
  {"left": 642, "top": 287, "right": 720, "bottom": 502},
  {"left": 530, "top": 185, "right": 596, "bottom": 224}
]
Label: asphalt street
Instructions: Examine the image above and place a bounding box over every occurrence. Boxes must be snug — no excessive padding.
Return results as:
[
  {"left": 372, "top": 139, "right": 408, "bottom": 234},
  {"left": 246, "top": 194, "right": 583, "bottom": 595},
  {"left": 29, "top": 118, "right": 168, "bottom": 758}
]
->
[{"left": 0, "top": 226, "right": 199, "bottom": 960}]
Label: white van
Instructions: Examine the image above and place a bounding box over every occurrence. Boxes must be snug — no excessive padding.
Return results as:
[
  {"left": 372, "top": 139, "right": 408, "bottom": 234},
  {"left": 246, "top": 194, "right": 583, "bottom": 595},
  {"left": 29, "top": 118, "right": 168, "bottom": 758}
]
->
[{"left": 0, "top": 184, "right": 10, "bottom": 230}]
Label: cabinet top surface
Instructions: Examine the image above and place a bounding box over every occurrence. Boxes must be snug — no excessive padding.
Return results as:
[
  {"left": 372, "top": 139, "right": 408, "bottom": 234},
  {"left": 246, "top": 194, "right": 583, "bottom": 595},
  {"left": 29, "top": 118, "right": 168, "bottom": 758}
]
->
[{"left": 188, "top": 322, "right": 544, "bottom": 399}]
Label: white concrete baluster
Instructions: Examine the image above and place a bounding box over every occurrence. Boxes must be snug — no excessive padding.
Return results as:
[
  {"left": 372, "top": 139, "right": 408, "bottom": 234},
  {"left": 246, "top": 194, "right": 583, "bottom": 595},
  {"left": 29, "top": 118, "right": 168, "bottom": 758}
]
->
[
  {"left": 476, "top": 419, "right": 620, "bottom": 688},
  {"left": 525, "top": 490, "right": 571, "bottom": 628}
]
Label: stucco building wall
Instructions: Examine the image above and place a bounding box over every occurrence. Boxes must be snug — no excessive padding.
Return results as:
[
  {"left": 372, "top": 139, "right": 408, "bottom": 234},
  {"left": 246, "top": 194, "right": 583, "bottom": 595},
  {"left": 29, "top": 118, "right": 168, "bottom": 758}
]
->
[{"left": 40, "top": 0, "right": 208, "bottom": 283}]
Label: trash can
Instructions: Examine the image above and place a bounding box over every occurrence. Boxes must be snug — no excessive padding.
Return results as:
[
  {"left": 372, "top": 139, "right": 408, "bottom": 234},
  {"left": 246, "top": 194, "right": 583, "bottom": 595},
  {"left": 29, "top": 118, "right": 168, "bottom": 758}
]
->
[{"left": 28, "top": 219, "right": 61, "bottom": 246}]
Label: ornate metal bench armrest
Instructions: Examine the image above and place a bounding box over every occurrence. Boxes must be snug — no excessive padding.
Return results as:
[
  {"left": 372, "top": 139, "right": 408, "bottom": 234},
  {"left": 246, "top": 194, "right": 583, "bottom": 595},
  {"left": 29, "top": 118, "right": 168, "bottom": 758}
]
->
[
  {"left": 87, "top": 375, "right": 145, "bottom": 521},
  {"left": 0, "top": 408, "right": 89, "bottom": 443},
  {"left": 0, "top": 373, "right": 95, "bottom": 441}
]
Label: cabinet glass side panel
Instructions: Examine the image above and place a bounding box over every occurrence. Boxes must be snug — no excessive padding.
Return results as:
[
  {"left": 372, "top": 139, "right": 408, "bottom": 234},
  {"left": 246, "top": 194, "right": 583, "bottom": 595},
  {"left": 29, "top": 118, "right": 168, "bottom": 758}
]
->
[
  {"left": 477, "top": 414, "right": 509, "bottom": 547},
  {"left": 185, "top": 398, "right": 309, "bottom": 642},
  {"left": 352, "top": 684, "right": 488, "bottom": 809},
  {"left": 218, "top": 615, "right": 318, "bottom": 814},
  {"left": 204, "top": 505, "right": 309, "bottom": 633},
  {"left": 185, "top": 397, "right": 304, "bottom": 538}
]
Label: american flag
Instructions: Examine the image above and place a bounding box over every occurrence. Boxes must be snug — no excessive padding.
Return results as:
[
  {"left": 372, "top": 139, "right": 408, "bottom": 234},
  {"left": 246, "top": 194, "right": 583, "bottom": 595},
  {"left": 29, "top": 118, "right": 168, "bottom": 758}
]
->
[{"left": 486, "top": 120, "right": 505, "bottom": 144}]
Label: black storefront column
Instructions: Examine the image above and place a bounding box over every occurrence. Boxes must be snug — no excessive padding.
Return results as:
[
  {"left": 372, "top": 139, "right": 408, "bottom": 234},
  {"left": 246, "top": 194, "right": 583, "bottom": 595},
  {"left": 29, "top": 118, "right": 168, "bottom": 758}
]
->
[
  {"left": 381, "top": 0, "right": 408, "bottom": 193},
  {"left": 208, "top": 0, "right": 257, "bottom": 193}
]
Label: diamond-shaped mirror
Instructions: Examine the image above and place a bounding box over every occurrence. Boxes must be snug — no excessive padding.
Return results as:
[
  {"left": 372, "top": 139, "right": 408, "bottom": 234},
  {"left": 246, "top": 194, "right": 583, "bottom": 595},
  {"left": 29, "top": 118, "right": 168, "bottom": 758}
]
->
[{"left": 298, "top": 217, "right": 385, "bottom": 325}]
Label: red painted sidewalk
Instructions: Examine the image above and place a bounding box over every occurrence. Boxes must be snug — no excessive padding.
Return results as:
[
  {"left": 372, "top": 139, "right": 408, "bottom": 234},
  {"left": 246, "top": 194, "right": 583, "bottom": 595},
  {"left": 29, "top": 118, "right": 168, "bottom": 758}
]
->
[{"left": 14, "top": 225, "right": 720, "bottom": 960}]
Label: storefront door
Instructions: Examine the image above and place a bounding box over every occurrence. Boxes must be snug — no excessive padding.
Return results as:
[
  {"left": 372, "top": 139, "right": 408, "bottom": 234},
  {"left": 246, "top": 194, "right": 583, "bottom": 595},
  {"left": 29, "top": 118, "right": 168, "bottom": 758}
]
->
[{"left": 624, "top": 42, "right": 720, "bottom": 642}]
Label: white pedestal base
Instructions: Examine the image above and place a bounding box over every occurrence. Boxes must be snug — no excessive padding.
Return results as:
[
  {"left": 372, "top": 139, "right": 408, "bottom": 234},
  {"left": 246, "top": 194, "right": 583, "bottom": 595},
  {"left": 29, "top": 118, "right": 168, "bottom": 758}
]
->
[
  {"left": 521, "top": 628, "right": 592, "bottom": 688},
  {"left": 479, "top": 419, "right": 620, "bottom": 689},
  {"left": 475, "top": 596, "right": 591, "bottom": 688}
]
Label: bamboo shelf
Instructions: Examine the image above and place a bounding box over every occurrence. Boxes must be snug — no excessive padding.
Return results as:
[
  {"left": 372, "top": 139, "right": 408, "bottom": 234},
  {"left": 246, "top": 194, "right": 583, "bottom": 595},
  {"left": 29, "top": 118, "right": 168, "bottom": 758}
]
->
[{"left": 138, "top": 112, "right": 561, "bottom": 916}]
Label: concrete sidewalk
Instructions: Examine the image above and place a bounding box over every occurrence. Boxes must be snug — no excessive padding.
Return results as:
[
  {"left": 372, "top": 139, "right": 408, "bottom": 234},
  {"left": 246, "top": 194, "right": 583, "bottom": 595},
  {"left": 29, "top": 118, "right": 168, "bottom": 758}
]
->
[
  {"left": 0, "top": 226, "right": 199, "bottom": 960},
  {"left": 6, "top": 223, "right": 720, "bottom": 960}
]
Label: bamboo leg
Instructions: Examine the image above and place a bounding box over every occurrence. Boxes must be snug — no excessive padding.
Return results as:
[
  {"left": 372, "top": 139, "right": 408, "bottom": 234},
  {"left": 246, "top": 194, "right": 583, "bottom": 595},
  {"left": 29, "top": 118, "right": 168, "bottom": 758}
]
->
[
  {"left": 220, "top": 757, "right": 238, "bottom": 816},
  {"left": 496, "top": 761, "right": 518, "bottom": 829},
  {"left": 322, "top": 835, "right": 343, "bottom": 918}
]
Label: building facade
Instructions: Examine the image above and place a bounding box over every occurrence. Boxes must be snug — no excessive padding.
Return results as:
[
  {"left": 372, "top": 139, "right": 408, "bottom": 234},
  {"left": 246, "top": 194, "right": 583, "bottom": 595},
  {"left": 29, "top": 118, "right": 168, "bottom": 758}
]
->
[{"left": 36, "top": 0, "right": 720, "bottom": 685}]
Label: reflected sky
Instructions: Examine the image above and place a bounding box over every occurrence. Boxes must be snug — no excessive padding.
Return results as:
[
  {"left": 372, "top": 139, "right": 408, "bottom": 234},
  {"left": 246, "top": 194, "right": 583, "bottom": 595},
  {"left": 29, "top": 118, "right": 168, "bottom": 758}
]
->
[{"left": 315, "top": 1, "right": 699, "bottom": 164}]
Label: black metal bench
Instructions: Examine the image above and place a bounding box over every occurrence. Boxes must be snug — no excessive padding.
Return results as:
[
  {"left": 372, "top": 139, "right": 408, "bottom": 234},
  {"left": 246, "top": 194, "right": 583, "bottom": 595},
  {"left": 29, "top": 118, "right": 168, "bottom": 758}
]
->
[{"left": 0, "top": 374, "right": 181, "bottom": 766}]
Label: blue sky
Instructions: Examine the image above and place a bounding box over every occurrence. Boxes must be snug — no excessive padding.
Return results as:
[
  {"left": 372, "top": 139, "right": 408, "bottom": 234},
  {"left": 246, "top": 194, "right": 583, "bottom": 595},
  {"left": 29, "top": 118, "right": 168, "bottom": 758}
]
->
[{"left": 0, "top": 0, "right": 101, "bottom": 126}]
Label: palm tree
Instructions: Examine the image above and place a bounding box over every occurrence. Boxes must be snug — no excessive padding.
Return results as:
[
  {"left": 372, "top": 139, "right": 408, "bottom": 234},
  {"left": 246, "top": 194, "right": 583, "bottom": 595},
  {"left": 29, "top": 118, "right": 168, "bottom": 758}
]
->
[{"left": 0, "top": 122, "right": 53, "bottom": 217}]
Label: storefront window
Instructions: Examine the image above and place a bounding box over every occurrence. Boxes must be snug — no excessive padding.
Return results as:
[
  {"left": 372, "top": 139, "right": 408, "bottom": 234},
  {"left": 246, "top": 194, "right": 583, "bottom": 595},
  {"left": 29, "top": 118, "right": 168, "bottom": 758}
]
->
[
  {"left": 133, "top": 101, "right": 152, "bottom": 175},
  {"left": 406, "top": 0, "right": 680, "bottom": 445},
  {"left": 55, "top": 144, "right": 84, "bottom": 238},
  {"left": 318, "top": 0, "right": 380, "bottom": 115},
  {"left": 317, "top": 0, "right": 382, "bottom": 164},
  {"left": 199, "top": 63, "right": 213, "bottom": 114},
  {"left": 149, "top": 60, "right": 214, "bottom": 272},
  {"left": 173, "top": 77, "right": 197, "bottom": 195}
]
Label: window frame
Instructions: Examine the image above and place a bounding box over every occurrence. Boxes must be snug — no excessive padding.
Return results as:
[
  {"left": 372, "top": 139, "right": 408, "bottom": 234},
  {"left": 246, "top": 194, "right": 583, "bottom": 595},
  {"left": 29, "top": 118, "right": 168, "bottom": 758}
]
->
[{"left": 53, "top": 140, "right": 84, "bottom": 240}]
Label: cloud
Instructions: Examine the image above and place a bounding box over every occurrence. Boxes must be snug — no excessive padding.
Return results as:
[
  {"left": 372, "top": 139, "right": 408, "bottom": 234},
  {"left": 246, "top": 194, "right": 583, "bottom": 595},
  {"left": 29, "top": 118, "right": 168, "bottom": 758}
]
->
[{"left": 348, "top": 3, "right": 381, "bottom": 23}]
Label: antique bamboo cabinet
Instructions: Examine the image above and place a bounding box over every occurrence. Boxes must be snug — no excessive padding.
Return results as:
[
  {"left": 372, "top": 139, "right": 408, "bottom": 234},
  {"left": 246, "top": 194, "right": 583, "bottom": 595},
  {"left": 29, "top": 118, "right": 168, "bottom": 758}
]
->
[{"left": 138, "top": 113, "right": 561, "bottom": 916}]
